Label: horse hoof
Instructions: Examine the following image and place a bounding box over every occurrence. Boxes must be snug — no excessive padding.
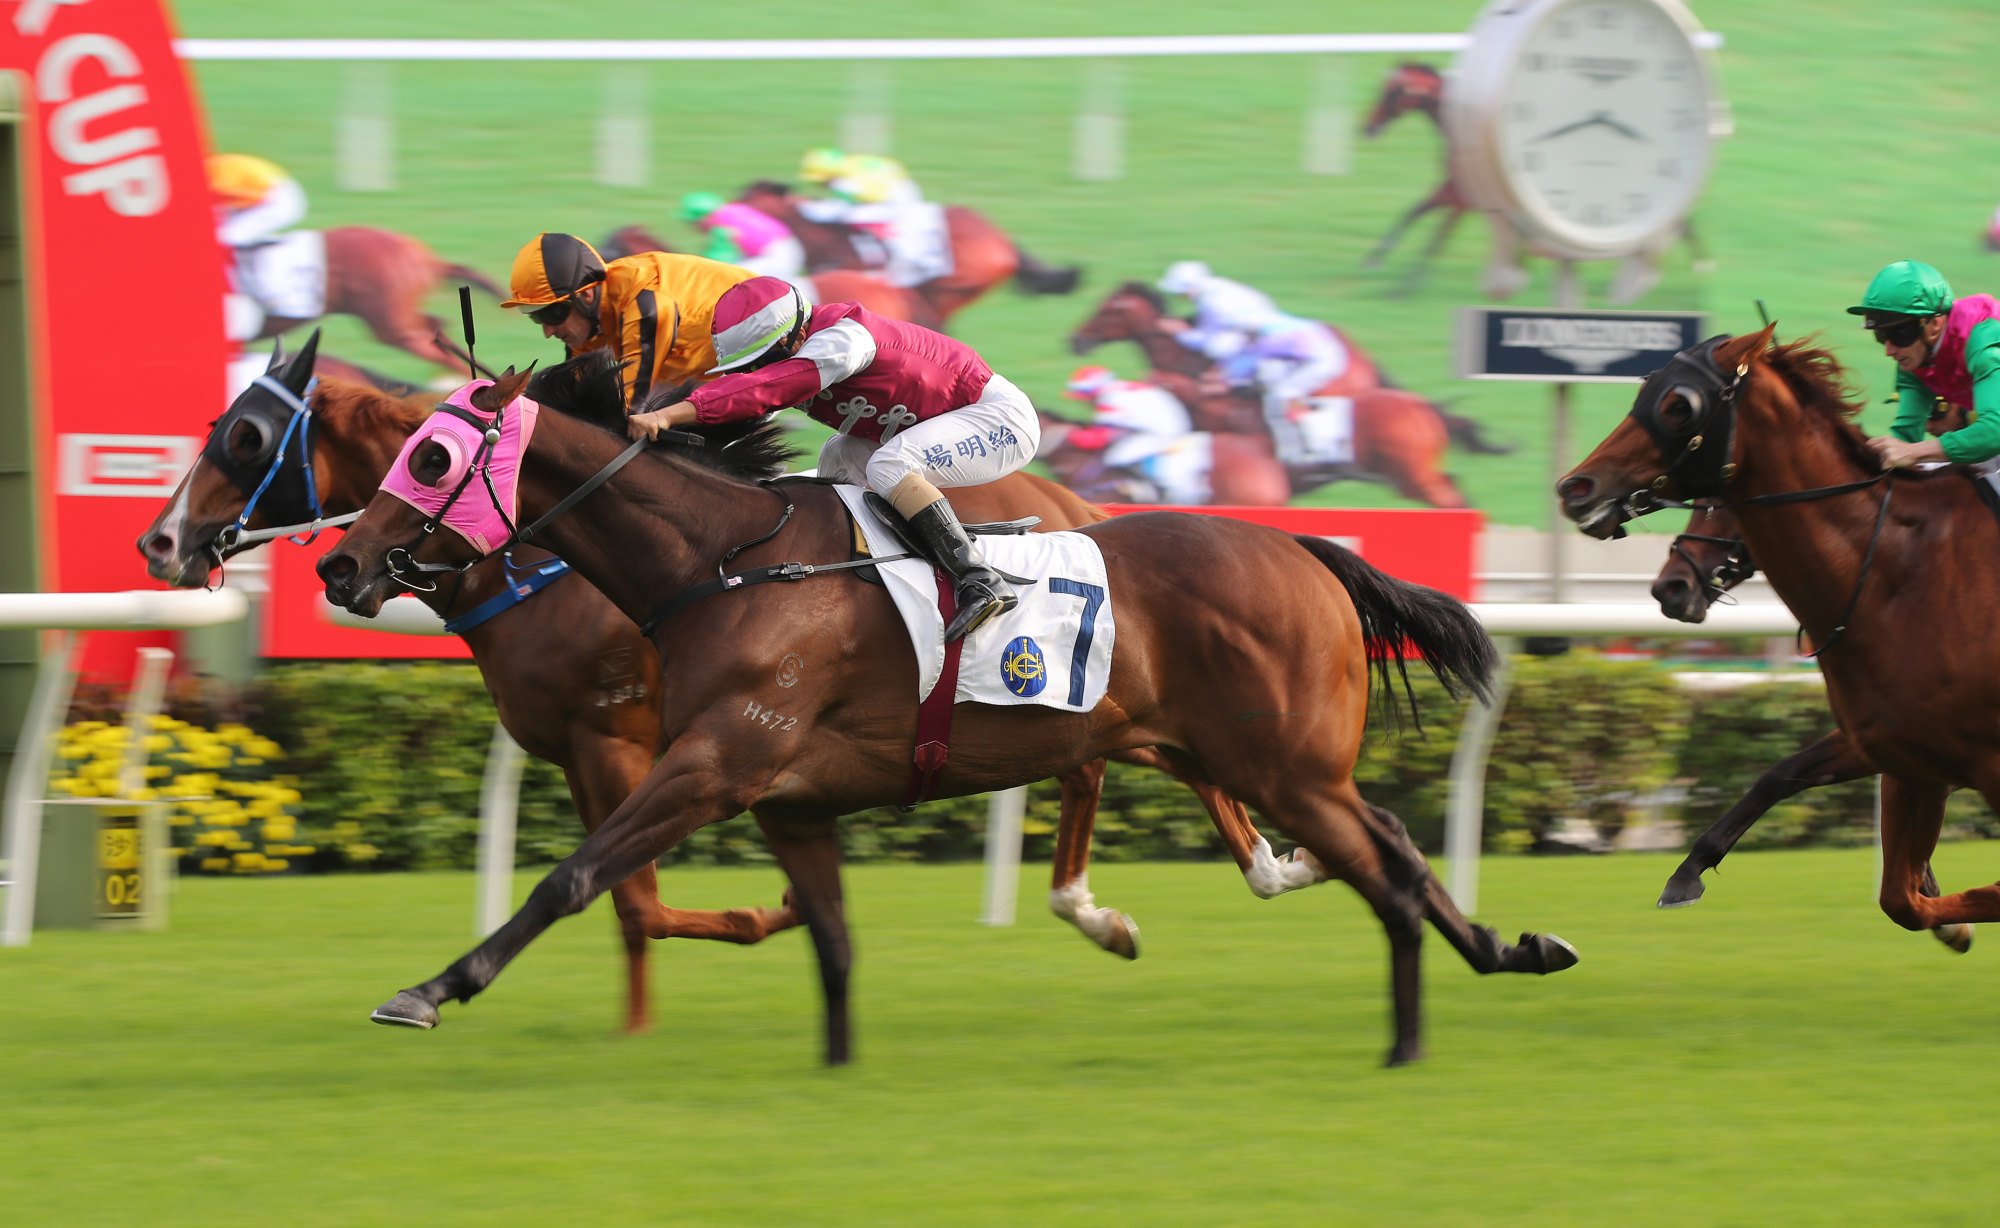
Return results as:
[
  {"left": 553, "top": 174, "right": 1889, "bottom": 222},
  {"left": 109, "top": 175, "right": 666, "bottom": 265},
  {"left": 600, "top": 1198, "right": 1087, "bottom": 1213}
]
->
[
  {"left": 370, "top": 990, "right": 439, "bottom": 1029},
  {"left": 1934, "top": 924, "right": 1974, "bottom": 955},
  {"left": 1103, "top": 912, "right": 1141, "bottom": 961},
  {"left": 1522, "top": 932, "right": 1580, "bottom": 975},
  {"left": 1658, "top": 864, "right": 1709, "bottom": 908},
  {"left": 1383, "top": 1041, "right": 1423, "bottom": 1068}
]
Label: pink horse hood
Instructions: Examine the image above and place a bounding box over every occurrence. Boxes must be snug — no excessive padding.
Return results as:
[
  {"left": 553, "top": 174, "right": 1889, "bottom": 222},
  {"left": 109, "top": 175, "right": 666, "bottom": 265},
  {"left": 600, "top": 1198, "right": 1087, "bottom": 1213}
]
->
[{"left": 379, "top": 379, "right": 541, "bottom": 555}]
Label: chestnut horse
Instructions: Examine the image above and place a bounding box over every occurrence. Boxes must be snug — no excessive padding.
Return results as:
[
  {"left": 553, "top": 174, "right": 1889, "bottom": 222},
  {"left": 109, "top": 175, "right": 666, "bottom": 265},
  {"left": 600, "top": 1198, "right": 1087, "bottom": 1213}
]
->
[
  {"left": 318, "top": 367, "right": 1578, "bottom": 1067},
  {"left": 740, "top": 181, "right": 1081, "bottom": 324},
  {"left": 1644, "top": 503, "right": 1967, "bottom": 950},
  {"left": 251, "top": 226, "right": 503, "bottom": 376},
  {"left": 140, "top": 338, "right": 1302, "bottom": 1028},
  {"left": 1070, "top": 282, "right": 1506, "bottom": 507},
  {"left": 1559, "top": 327, "right": 2000, "bottom": 942},
  {"left": 597, "top": 225, "right": 941, "bottom": 329}
]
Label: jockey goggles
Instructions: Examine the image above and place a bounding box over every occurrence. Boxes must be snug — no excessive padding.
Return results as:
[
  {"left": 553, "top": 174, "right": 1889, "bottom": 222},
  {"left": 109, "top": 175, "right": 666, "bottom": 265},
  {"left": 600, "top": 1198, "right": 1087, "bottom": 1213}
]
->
[
  {"left": 1867, "top": 316, "right": 1927, "bottom": 347},
  {"left": 524, "top": 299, "right": 574, "bottom": 327}
]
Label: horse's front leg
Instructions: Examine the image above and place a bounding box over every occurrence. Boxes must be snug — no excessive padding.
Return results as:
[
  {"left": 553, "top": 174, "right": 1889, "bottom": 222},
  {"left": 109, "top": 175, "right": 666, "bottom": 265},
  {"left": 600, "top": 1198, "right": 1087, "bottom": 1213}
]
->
[
  {"left": 370, "top": 734, "right": 763, "bottom": 1030},
  {"left": 1046, "top": 758, "right": 1140, "bottom": 959},
  {"left": 753, "top": 813, "right": 853, "bottom": 1064},
  {"left": 1659, "top": 730, "right": 1871, "bottom": 908}
]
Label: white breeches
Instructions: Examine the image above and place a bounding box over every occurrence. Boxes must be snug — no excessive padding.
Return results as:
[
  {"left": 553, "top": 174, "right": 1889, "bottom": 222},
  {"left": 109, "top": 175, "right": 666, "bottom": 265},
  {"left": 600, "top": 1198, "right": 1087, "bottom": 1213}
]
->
[{"left": 816, "top": 374, "right": 1040, "bottom": 495}]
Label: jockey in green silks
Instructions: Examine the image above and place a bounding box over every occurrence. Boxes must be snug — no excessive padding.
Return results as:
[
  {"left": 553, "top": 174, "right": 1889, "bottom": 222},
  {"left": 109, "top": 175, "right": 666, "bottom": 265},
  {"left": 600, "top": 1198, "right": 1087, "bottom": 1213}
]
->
[{"left": 1859, "top": 259, "right": 2000, "bottom": 469}]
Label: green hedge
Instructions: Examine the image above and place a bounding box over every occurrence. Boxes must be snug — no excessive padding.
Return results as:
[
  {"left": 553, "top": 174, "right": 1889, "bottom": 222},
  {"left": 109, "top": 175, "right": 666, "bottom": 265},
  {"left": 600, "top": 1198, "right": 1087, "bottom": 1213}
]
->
[{"left": 212, "top": 652, "right": 1921, "bottom": 872}]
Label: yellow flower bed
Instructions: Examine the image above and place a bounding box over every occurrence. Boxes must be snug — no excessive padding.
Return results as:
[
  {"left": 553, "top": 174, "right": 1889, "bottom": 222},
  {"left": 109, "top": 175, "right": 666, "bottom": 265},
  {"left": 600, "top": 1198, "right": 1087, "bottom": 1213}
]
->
[{"left": 46, "top": 715, "right": 360, "bottom": 874}]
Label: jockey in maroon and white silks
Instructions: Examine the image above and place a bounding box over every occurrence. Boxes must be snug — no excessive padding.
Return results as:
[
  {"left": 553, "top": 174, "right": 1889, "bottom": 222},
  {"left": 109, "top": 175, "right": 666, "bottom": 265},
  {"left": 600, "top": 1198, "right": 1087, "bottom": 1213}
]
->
[{"left": 627, "top": 276, "right": 1040, "bottom": 640}]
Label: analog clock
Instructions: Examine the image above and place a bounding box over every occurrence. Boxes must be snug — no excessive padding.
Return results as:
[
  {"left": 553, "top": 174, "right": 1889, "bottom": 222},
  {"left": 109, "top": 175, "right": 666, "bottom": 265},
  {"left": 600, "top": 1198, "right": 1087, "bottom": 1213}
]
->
[{"left": 1446, "top": 0, "right": 1726, "bottom": 262}]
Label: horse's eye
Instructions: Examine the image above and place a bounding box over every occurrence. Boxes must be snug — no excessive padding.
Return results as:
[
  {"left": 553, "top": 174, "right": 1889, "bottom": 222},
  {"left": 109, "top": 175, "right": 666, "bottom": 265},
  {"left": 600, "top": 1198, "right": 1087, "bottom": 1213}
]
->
[
  {"left": 1660, "top": 396, "right": 1695, "bottom": 430},
  {"left": 227, "top": 418, "right": 268, "bottom": 463},
  {"left": 408, "top": 441, "right": 451, "bottom": 487}
]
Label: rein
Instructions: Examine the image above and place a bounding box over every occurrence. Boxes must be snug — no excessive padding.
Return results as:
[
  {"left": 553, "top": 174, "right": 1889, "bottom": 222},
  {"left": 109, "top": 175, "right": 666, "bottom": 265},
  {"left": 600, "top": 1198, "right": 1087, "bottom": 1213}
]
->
[{"left": 210, "top": 374, "right": 348, "bottom": 561}]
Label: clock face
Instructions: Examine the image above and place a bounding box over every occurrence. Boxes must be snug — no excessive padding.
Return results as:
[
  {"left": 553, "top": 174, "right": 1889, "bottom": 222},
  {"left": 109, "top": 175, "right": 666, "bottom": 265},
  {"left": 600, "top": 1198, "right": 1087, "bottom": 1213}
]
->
[{"left": 1491, "top": 0, "right": 1714, "bottom": 253}]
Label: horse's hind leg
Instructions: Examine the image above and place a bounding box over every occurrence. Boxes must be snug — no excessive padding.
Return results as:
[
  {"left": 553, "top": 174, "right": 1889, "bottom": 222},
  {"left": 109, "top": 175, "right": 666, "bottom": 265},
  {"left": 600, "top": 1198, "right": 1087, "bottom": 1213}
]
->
[
  {"left": 566, "top": 735, "right": 799, "bottom": 1034},
  {"left": 1113, "top": 746, "right": 1328, "bottom": 900},
  {"left": 1244, "top": 780, "right": 1428, "bottom": 1066},
  {"left": 1358, "top": 802, "right": 1579, "bottom": 977},
  {"left": 754, "top": 813, "right": 853, "bottom": 1065},
  {"left": 1047, "top": 758, "right": 1140, "bottom": 959}
]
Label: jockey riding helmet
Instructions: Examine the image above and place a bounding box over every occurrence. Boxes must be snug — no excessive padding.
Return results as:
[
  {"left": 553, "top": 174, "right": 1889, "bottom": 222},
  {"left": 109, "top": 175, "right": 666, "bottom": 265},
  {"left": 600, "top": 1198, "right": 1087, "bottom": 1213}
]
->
[
  {"left": 1847, "top": 259, "right": 1955, "bottom": 331},
  {"left": 708, "top": 276, "right": 809, "bottom": 374},
  {"left": 680, "top": 192, "right": 726, "bottom": 223},
  {"left": 1159, "top": 260, "right": 1213, "bottom": 297},
  {"left": 799, "top": 147, "right": 847, "bottom": 185},
  {"left": 502, "top": 233, "right": 609, "bottom": 313},
  {"left": 1066, "top": 365, "right": 1117, "bottom": 401}
]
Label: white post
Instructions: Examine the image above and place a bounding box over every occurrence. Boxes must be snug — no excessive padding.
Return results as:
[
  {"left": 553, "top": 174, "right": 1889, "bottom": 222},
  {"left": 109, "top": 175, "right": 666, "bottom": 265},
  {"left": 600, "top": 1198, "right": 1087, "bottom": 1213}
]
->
[
  {"left": 116, "top": 648, "right": 173, "bottom": 798},
  {"left": 1, "top": 632, "right": 81, "bottom": 947},
  {"left": 1072, "top": 59, "right": 1125, "bottom": 181},
  {"left": 841, "top": 63, "right": 892, "bottom": 155},
  {"left": 1301, "top": 56, "right": 1352, "bottom": 175},
  {"left": 474, "top": 723, "right": 527, "bottom": 936},
  {"left": 335, "top": 63, "right": 395, "bottom": 192},
  {"left": 979, "top": 786, "right": 1027, "bottom": 926},
  {"left": 595, "top": 66, "right": 650, "bottom": 189},
  {"left": 1445, "top": 637, "right": 1516, "bottom": 916}
]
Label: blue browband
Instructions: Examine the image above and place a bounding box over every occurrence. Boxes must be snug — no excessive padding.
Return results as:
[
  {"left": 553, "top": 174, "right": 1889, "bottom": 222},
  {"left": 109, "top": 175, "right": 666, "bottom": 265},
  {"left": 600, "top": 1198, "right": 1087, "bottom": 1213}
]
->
[{"left": 441, "top": 553, "right": 574, "bottom": 635}]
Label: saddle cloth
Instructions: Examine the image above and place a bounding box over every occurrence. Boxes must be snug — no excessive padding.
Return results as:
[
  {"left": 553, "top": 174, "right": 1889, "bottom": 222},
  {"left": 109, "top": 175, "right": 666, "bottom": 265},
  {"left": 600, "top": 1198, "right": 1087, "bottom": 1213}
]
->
[
  {"left": 238, "top": 231, "right": 328, "bottom": 320},
  {"left": 833, "top": 485, "right": 1115, "bottom": 712}
]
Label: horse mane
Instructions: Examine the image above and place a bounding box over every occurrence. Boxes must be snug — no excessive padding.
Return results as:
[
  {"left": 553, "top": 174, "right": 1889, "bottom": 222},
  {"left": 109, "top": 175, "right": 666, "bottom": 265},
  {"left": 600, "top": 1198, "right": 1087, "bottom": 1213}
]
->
[
  {"left": 526, "top": 350, "right": 797, "bottom": 482},
  {"left": 1114, "top": 280, "right": 1167, "bottom": 313},
  {"left": 312, "top": 378, "right": 436, "bottom": 434},
  {"left": 1758, "top": 337, "right": 1884, "bottom": 474}
]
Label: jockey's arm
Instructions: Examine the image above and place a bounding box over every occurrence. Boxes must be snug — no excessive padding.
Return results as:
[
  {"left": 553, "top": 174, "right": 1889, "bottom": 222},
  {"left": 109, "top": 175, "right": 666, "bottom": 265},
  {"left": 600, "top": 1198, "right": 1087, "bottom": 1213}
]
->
[
  {"left": 1887, "top": 367, "right": 1937, "bottom": 444},
  {"left": 1934, "top": 321, "right": 2000, "bottom": 464},
  {"left": 631, "top": 319, "right": 877, "bottom": 439},
  {"left": 700, "top": 227, "right": 746, "bottom": 265},
  {"left": 614, "top": 290, "right": 672, "bottom": 406}
]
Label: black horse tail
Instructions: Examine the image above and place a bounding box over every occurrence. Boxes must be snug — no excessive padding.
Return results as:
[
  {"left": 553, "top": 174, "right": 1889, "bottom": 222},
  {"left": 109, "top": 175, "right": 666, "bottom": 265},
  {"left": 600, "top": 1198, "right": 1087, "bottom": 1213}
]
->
[
  {"left": 1012, "top": 245, "right": 1083, "bottom": 296},
  {"left": 1292, "top": 534, "right": 1497, "bottom": 732},
  {"left": 445, "top": 264, "right": 506, "bottom": 300},
  {"left": 1432, "top": 399, "right": 1516, "bottom": 455}
]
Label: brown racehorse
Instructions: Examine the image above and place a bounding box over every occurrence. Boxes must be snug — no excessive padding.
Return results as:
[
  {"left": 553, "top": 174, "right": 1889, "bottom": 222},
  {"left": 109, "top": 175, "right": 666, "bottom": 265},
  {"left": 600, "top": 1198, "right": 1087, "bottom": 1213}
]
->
[
  {"left": 597, "top": 225, "right": 941, "bottom": 328},
  {"left": 250, "top": 226, "right": 502, "bottom": 377},
  {"left": 140, "top": 339, "right": 1295, "bottom": 1028},
  {"left": 318, "top": 366, "right": 1578, "bottom": 1067},
  {"left": 1558, "top": 326, "right": 2000, "bottom": 941},
  {"left": 739, "top": 181, "right": 1081, "bottom": 325},
  {"left": 1070, "top": 283, "right": 1504, "bottom": 507},
  {"left": 1644, "top": 502, "right": 1967, "bottom": 950}
]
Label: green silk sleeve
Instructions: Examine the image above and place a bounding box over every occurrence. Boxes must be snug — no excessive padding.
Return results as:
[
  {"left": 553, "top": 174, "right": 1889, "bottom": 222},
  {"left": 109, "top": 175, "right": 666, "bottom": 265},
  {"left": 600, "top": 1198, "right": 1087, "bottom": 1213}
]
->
[
  {"left": 1939, "top": 319, "right": 2000, "bottom": 463},
  {"left": 1888, "top": 366, "right": 1933, "bottom": 444}
]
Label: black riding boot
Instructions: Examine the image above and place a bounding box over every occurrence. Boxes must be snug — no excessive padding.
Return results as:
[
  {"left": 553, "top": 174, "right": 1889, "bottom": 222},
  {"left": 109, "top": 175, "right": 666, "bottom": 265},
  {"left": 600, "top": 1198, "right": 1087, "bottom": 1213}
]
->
[{"left": 905, "top": 498, "right": 1014, "bottom": 642}]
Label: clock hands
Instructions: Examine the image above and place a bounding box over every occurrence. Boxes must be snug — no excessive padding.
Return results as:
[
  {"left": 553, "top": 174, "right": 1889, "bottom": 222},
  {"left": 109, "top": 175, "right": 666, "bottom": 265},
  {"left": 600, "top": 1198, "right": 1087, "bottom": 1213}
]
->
[{"left": 1529, "top": 110, "right": 1649, "bottom": 144}]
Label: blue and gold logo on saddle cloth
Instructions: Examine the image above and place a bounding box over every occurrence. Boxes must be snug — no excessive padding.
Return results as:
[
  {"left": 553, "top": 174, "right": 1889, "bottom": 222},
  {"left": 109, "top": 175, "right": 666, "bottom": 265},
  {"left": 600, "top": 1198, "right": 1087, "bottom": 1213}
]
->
[{"left": 1000, "top": 636, "right": 1048, "bottom": 697}]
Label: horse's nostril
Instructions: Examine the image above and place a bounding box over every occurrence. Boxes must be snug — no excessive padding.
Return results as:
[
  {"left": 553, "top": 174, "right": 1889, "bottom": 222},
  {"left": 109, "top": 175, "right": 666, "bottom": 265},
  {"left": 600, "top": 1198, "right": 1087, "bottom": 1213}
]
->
[
  {"left": 317, "top": 552, "right": 356, "bottom": 584},
  {"left": 1557, "top": 476, "right": 1595, "bottom": 504},
  {"left": 141, "top": 533, "right": 174, "bottom": 562}
]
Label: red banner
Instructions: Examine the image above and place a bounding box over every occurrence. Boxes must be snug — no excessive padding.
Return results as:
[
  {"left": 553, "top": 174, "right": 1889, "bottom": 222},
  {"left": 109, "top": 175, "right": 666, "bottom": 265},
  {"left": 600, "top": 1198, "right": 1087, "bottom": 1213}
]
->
[
  {"left": 263, "top": 535, "right": 471, "bottom": 660},
  {"left": 1109, "top": 505, "right": 1481, "bottom": 599},
  {"left": 8, "top": 0, "right": 230, "bottom": 672}
]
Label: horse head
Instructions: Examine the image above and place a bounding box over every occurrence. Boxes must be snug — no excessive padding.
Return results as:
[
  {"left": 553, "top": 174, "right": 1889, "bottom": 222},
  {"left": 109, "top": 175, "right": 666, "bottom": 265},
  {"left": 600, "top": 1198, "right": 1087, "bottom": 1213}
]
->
[
  {"left": 318, "top": 367, "right": 539, "bottom": 617},
  {"left": 1363, "top": 63, "right": 1444, "bottom": 138},
  {"left": 1652, "top": 501, "right": 1756, "bottom": 623},
  {"left": 1558, "top": 325, "right": 1777, "bottom": 539},
  {"left": 139, "top": 328, "right": 332, "bottom": 587},
  {"left": 1070, "top": 281, "right": 1168, "bottom": 355}
]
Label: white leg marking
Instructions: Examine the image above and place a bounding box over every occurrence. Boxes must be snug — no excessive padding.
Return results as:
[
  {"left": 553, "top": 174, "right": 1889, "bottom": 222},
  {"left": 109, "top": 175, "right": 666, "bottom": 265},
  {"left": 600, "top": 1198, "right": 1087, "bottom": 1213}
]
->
[
  {"left": 1244, "top": 836, "right": 1330, "bottom": 899},
  {"left": 1049, "top": 875, "right": 1123, "bottom": 947}
]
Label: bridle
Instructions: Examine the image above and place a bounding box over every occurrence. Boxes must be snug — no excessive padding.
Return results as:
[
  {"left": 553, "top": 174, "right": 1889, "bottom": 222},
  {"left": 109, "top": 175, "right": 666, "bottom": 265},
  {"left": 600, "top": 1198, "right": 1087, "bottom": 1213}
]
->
[
  {"left": 205, "top": 373, "right": 360, "bottom": 563},
  {"left": 1666, "top": 503, "right": 1756, "bottom": 608},
  {"left": 382, "top": 387, "right": 706, "bottom": 591},
  {"left": 1619, "top": 333, "right": 1898, "bottom": 656}
]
